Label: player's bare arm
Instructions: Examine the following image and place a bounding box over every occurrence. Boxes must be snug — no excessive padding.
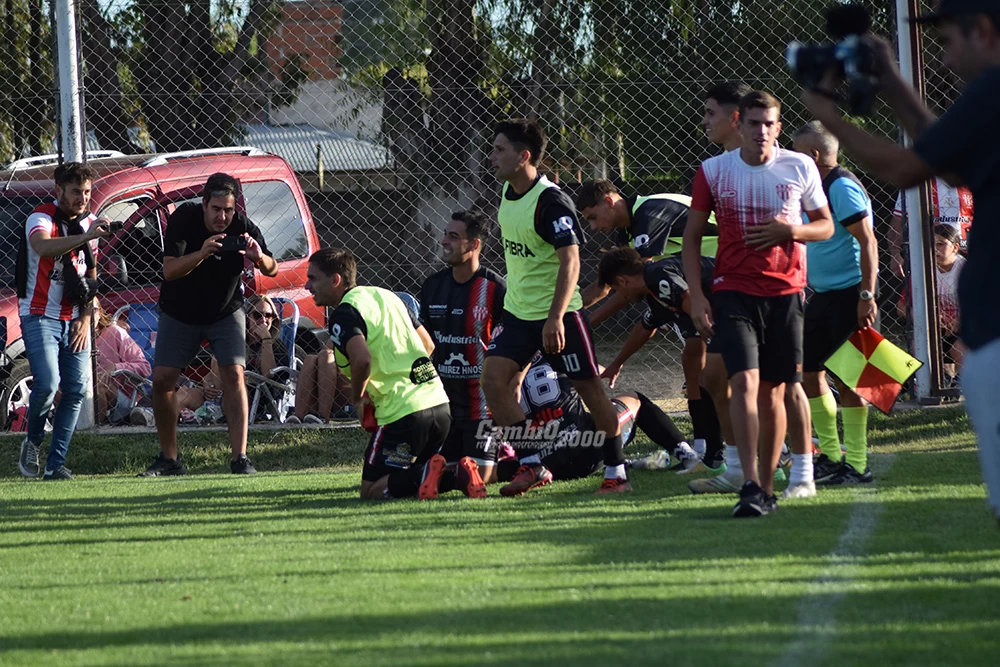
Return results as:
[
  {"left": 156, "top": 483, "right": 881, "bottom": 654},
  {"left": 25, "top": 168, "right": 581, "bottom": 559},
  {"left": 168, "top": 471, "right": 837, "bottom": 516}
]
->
[
  {"left": 744, "top": 206, "right": 834, "bottom": 250},
  {"left": 682, "top": 208, "right": 714, "bottom": 338},
  {"left": 415, "top": 325, "right": 435, "bottom": 356},
  {"left": 345, "top": 335, "right": 373, "bottom": 415},
  {"left": 543, "top": 244, "right": 580, "bottom": 354},
  {"left": 847, "top": 215, "right": 879, "bottom": 328}
]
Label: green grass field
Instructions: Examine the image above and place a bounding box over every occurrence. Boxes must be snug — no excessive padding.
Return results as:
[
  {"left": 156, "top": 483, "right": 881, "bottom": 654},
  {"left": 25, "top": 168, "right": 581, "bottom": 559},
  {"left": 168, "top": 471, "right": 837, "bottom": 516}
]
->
[{"left": 1, "top": 407, "right": 998, "bottom": 666}]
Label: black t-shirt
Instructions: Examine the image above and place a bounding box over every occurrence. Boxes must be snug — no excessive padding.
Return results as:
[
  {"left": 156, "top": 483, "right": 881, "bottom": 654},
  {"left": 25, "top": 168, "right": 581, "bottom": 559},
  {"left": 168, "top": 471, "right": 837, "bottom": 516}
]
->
[
  {"left": 519, "top": 360, "right": 591, "bottom": 433},
  {"left": 614, "top": 195, "right": 718, "bottom": 257},
  {"left": 640, "top": 256, "right": 715, "bottom": 333},
  {"left": 420, "top": 266, "right": 506, "bottom": 421},
  {"left": 159, "top": 203, "right": 270, "bottom": 325},
  {"left": 914, "top": 66, "right": 1000, "bottom": 350}
]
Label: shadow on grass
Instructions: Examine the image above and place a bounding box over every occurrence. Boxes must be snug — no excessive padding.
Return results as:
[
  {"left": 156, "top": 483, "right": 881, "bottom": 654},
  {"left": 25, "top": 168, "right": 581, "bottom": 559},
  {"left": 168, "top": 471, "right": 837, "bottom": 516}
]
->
[{"left": 0, "top": 588, "right": 997, "bottom": 666}]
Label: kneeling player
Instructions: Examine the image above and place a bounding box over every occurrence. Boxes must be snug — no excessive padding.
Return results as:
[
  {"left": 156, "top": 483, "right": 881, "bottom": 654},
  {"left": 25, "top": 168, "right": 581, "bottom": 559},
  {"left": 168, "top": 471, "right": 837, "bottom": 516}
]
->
[
  {"left": 597, "top": 248, "right": 739, "bottom": 481},
  {"left": 497, "top": 360, "right": 699, "bottom": 487},
  {"left": 306, "top": 248, "right": 464, "bottom": 501}
]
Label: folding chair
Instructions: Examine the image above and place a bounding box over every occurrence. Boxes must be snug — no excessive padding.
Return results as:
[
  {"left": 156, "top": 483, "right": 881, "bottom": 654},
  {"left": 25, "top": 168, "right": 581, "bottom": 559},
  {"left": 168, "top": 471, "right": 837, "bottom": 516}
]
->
[
  {"left": 244, "top": 297, "right": 301, "bottom": 423},
  {"left": 109, "top": 303, "right": 159, "bottom": 412}
]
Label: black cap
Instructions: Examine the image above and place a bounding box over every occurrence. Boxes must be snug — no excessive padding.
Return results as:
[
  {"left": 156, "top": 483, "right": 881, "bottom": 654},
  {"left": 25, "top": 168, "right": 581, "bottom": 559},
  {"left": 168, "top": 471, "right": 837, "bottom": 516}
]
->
[{"left": 913, "top": 0, "right": 1000, "bottom": 25}]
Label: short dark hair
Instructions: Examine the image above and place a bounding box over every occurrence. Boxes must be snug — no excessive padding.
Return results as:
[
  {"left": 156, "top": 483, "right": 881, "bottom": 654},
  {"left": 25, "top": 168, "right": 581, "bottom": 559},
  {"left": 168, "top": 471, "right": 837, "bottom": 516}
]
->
[
  {"left": 53, "top": 162, "right": 97, "bottom": 187},
  {"left": 494, "top": 118, "right": 547, "bottom": 166},
  {"left": 309, "top": 248, "right": 357, "bottom": 289},
  {"left": 575, "top": 180, "right": 619, "bottom": 211},
  {"left": 450, "top": 210, "right": 490, "bottom": 244},
  {"left": 201, "top": 173, "right": 241, "bottom": 201},
  {"left": 739, "top": 91, "right": 782, "bottom": 120},
  {"left": 934, "top": 224, "right": 961, "bottom": 244},
  {"left": 597, "top": 246, "right": 645, "bottom": 287},
  {"left": 704, "top": 81, "right": 753, "bottom": 108}
]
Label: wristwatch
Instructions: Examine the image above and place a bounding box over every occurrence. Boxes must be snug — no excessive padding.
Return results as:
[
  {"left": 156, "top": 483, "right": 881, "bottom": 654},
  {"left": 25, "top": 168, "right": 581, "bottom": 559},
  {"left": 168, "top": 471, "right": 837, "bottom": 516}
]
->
[{"left": 859, "top": 289, "right": 875, "bottom": 301}]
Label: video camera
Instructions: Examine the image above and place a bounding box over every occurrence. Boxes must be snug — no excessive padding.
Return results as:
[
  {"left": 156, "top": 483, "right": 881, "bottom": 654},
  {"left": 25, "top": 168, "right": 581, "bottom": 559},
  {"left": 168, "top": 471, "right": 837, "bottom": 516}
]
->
[{"left": 786, "top": 3, "right": 878, "bottom": 115}]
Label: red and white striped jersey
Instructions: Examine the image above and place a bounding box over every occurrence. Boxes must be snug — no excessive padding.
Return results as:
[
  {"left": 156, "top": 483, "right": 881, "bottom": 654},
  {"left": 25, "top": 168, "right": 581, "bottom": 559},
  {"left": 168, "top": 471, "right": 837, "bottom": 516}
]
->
[
  {"left": 691, "top": 147, "right": 827, "bottom": 297},
  {"left": 18, "top": 202, "right": 98, "bottom": 321},
  {"left": 894, "top": 179, "right": 974, "bottom": 250}
]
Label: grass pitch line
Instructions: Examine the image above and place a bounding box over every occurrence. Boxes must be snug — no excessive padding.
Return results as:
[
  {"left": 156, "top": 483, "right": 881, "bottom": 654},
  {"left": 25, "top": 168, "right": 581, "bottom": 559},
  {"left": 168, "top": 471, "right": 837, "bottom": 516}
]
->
[{"left": 776, "top": 453, "right": 897, "bottom": 667}]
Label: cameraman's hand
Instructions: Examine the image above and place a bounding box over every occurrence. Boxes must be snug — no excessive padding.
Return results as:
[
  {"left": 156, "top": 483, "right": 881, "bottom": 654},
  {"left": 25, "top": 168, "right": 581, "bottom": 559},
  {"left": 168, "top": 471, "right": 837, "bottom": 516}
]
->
[
  {"left": 866, "top": 34, "right": 902, "bottom": 86},
  {"left": 200, "top": 234, "right": 225, "bottom": 258},
  {"left": 802, "top": 69, "right": 844, "bottom": 123},
  {"left": 85, "top": 217, "right": 113, "bottom": 242},
  {"left": 244, "top": 234, "right": 263, "bottom": 264},
  {"left": 69, "top": 316, "right": 90, "bottom": 353}
]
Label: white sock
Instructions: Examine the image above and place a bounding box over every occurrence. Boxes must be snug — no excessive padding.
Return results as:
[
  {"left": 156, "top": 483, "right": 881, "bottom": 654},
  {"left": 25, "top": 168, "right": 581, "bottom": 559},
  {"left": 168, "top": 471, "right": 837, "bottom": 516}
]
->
[
  {"left": 676, "top": 441, "right": 698, "bottom": 461},
  {"left": 725, "top": 444, "right": 742, "bottom": 477},
  {"left": 692, "top": 438, "right": 707, "bottom": 459},
  {"left": 520, "top": 454, "right": 542, "bottom": 466},
  {"left": 790, "top": 453, "right": 813, "bottom": 485},
  {"left": 604, "top": 464, "right": 626, "bottom": 480}
]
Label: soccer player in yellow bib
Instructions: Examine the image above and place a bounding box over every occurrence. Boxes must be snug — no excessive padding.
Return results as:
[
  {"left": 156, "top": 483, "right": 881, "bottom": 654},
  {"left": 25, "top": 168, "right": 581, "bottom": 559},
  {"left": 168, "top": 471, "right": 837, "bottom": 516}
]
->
[
  {"left": 305, "top": 248, "right": 471, "bottom": 501},
  {"left": 481, "top": 119, "right": 631, "bottom": 495}
]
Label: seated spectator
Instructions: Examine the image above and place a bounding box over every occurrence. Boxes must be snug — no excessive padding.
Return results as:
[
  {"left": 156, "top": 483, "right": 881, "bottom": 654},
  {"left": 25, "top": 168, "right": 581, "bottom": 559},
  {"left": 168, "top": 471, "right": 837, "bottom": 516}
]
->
[
  {"left": 934, "top": 224, "right": 966, "bottom": 385},
  {"left": 93, "top": 298, "right": 151, "bottom": 423},
  {"left": 201, "top": 295, "right": 290, "bottom": 422},
  {"left": 288, "top": 346, "right": 352, "bottom": 424}
]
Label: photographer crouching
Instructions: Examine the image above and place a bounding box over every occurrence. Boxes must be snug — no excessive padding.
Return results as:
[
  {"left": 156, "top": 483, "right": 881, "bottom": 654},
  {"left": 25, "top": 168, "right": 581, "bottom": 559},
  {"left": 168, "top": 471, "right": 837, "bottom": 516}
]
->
[
  {"left": 15, "top": 162, "right": 110, "bottom": 480},
  {"left": 795, "top": 0, "right": 1000, "bottom": 524}
]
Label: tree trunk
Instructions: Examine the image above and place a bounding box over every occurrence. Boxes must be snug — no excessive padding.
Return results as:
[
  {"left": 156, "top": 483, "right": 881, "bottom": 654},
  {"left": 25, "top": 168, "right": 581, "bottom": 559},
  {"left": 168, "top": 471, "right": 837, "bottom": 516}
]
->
[{"left": 80, "top": 0, "right": 134, "bottom": 153}]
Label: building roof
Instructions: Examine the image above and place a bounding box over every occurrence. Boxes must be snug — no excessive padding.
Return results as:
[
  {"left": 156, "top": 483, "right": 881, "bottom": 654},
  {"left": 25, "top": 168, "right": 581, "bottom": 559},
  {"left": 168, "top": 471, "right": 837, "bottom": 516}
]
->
[{"left": 242, "top": 124, "right": 391, "bottom": 173}]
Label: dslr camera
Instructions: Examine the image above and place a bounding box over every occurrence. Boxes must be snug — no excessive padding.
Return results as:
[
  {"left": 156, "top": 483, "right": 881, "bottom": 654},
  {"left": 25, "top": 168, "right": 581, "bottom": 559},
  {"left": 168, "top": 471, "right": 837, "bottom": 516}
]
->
[{"left": 786, "top": 3, "right": 878, "bottom": 115}]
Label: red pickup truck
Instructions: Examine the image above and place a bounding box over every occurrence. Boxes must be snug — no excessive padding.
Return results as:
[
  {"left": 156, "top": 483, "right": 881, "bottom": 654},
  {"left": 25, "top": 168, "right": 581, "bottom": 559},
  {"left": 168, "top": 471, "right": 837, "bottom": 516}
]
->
[{"left": 0, "top": 148, "right": 327, "bottom": 428}]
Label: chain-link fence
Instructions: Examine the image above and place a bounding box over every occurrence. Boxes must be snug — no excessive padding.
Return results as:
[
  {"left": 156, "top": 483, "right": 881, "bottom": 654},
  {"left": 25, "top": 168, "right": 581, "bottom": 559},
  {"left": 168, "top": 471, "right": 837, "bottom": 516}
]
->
[{"left": 0, "top": 0, "right": 949, "bottom": 428}]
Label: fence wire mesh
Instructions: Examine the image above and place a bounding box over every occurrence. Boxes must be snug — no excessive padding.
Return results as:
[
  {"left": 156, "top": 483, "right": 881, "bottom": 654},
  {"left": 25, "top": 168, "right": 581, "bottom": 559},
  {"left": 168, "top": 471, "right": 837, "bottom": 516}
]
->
[{"left": 0, "top": 0, "right": 951, "bottom": 427}]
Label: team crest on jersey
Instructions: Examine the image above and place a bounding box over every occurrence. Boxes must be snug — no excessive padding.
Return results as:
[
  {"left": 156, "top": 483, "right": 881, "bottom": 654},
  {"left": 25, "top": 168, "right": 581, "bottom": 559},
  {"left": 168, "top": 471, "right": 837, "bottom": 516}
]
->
[
  {"left": 776, "top": 184, "right": 794, "bottom": 201},
  {"left": 472, "top": 305, "right": 489, "bottom": 321}
]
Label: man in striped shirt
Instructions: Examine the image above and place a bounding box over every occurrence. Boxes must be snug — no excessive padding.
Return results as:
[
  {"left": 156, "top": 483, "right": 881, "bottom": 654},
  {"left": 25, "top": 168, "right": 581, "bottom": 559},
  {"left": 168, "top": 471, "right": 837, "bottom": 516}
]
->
[{"left": 16, "top": 162, "right": 110, "bottom": 480}]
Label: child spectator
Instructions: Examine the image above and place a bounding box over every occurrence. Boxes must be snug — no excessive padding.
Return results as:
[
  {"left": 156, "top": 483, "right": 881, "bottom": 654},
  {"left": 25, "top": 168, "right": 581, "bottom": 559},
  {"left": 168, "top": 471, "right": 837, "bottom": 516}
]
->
[{"left": 934, "top": 224, "right": 966, "bottom": 385}]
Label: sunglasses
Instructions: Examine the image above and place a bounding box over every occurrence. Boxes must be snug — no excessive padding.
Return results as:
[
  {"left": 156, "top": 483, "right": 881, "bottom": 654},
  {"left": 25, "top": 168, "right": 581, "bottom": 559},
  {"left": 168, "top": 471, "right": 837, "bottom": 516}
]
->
[{"left": 250, "top": 310, "right": 276, "bottom": 321}]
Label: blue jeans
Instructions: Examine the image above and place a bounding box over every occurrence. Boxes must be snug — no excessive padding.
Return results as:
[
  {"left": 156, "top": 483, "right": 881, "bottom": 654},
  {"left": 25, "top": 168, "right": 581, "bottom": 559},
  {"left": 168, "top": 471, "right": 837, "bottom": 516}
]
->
[{"left": 21, "top": 314, "right": 91, "bottom": 471}]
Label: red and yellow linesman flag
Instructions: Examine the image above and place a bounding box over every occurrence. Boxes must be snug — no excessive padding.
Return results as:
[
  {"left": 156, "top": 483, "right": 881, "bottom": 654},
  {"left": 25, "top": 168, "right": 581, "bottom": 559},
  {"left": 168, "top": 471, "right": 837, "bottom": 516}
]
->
[{"left": 824, "top": 327, "right": 923, "bottom": 414}]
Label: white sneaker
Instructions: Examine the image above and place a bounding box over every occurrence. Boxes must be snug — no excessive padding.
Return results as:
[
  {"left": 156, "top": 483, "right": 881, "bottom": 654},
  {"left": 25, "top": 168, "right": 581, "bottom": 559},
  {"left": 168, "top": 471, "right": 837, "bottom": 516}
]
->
[
  {"left": 675, "top": 454, "right": 703, "bottom": 474},
  {"left": 629, "top": 450, "right": 669, "bottom": 470},
  {"left": 782, "top": 480, "right": 817, "bottom": 499},
  {"left": 688, "top": 473, "right": 742, "bottom": 494},
  {"left": 130, "top": 406, "right": 154, "bottom": 427}
]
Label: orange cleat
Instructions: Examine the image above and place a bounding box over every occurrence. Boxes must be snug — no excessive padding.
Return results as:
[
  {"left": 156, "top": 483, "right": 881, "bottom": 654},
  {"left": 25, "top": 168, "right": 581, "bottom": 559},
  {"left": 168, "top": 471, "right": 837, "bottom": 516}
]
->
[
  {"left": 418, "top": 454, "right": 448, "bottom": 500},
  {"left": 456, "top": 457, "right": 488, "bottom": 498},
  {"left": 499, "top": 464, "right": 554, "bottom": 497},
  {"left": 595, "top": 477, "right": 633, "bottom": 494}
]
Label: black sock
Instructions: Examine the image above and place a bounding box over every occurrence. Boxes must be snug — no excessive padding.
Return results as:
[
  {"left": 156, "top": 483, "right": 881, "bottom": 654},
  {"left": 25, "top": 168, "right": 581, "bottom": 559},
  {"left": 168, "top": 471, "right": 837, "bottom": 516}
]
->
[
  {"left": 636, "top": 391, "right": 685, "bottom": 456},
  {"left": 386, "top": 460, "right": 430, "bottom": 499},
  {"left": 602, "top": 432, "right": 626, "bottom": 467},
  {"left": 439, "top": 469, "right": 456, "bottom": 493},
  {"left": 497, "top": 458, "right": 520, "bottom": 482},
  {"left": 689, "top": 390, "right": 724, "bottom": 462}
]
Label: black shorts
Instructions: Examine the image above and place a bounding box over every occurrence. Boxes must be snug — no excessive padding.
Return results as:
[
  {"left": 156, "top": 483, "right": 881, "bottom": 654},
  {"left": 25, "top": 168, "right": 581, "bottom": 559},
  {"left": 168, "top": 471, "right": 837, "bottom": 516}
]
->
[
  {"left": 361, "top": 403, "right": 452, "bottom": 482},
  {"left": 486, "top": 310, "right": 600, "bottom": 380},
  {"left": 803, "top": 285, "right": 861, "bottom": 373},
  {"left": 440, "top": 418, "right": 499, "bottom": 466},
  {"left": 712, "top": 290, "right": 804, "bottom": 384},
  {"left": 542, "top": 399, "right": 637, "bottom": 480}
]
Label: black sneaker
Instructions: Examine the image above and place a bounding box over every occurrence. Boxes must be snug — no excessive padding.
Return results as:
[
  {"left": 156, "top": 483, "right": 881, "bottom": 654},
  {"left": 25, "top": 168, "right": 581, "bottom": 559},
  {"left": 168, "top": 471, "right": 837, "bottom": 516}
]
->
[
  {"left": 42, "top": 466, "right": 74, "bottom": 480},
  {"left": 822, "top": 461, "right": 873, "bottom": 485},
  {"left": 18, "top": 437, "right": 40, "bottom": 478},
  {"left": 139, "top": 453, "right": 187, "bottom": 477},
  {"left": 814, "top": 453, "right": 844, "bottom": 483},
  {"left": 732, "top": 480, "right": 777, "bottom": 518},
  {"left": 231, "top": 455, "right": 257, "bottom": 475}
]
